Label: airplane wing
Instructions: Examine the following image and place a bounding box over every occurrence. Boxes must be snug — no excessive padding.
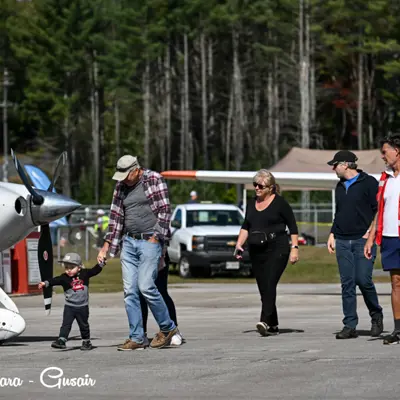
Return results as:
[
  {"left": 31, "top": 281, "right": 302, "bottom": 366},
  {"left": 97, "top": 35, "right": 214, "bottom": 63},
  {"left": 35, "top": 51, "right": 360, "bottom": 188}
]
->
[{"left": 161, "top": 170, "right": 381, "bottom": 190}]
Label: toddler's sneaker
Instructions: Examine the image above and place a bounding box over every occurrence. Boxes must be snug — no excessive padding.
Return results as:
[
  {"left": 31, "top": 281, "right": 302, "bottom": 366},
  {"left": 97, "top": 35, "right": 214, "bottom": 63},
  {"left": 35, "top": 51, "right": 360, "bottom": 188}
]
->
[
  {"left": 81, "top": 340, "right": 93, "bottom": 351},
  {"left": 51, "top": 338, "right": 66, "bottom": 349}
]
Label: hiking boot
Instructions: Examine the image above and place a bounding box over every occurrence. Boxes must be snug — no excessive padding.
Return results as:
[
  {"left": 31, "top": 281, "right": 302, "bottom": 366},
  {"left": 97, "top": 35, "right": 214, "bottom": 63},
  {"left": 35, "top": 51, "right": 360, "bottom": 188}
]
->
[
  {"left": 150, "top": 327, "right": 178, "bottom": 349},
  {"left": 256, "top": 322, "right": 279, "bottom": 336},
  {"left": 383, "top": 331, "right": 400, "bottom": 345},
  {"left": 371, "top": 315, "right": 384, "bottom": 337},
  {"left": 51, "top": 338, "right": 66, "bottom": 349},
  {"left": 81, "top": 340, "right": 93, "bottom": 351},
  {"left": 336, "top": 326, "right": 358, "bottom": 339},
  {"left": 117, "top": 339, "right": 147, "bottom": 351}
]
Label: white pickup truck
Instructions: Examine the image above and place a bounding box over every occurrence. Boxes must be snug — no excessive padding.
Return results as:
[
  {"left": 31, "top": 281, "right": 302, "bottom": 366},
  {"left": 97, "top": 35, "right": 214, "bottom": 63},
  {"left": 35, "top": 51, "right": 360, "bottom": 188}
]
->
[{"left": 168, "top": 203, "right": 252, "bottom": 278}]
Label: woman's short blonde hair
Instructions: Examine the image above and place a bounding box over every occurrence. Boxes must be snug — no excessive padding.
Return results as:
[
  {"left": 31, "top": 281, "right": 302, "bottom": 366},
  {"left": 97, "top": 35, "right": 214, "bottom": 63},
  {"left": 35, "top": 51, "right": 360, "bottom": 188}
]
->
[{"left": 253, "top": 169, "right": 280, "bottom": 194}]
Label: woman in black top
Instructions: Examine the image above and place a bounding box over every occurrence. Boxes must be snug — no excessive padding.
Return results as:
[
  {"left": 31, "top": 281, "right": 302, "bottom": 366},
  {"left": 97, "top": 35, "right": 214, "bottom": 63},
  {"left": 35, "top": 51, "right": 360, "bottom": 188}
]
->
[{"left": 235, "top": 169, "right": 299, "bottom": 336}]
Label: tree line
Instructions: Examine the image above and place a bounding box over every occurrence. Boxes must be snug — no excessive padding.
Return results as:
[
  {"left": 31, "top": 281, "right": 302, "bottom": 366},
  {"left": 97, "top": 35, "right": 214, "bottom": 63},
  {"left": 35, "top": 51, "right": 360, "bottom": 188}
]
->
[{"left": 0, "top": 0, "right": 399, "bottom": 205}]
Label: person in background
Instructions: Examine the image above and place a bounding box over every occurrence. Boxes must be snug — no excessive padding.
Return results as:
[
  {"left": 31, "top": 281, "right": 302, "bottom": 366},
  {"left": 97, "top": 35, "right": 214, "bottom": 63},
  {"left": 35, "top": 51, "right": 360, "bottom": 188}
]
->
[
  {"left": 94, "top": 209, "right": 109, "bottom": 250},
  {"left": 140, "top": 251, "right": 183, "bottom": 346},
  {"left": 234, "top": 169, "right": 299, "bottom": 337},
  {"left": 187, "top": 190, "right": 198, "bottom": 204},
  {"left": 365, "top": 136, "right": 400, "bottom": 344},
  {"left": 327, "top": 150, "right": 383, "bottom": 340}
]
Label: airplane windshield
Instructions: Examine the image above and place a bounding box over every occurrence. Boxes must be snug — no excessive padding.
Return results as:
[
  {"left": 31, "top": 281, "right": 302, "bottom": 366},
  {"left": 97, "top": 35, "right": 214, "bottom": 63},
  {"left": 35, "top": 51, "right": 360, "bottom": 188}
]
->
[{"left": 186, "top": 210, "right": 244, "bottom": 227}]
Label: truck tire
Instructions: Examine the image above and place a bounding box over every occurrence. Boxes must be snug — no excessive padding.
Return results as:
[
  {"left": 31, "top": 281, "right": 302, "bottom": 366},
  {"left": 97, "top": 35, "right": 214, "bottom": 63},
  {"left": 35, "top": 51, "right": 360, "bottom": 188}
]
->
[{"left": 178, "top": 256, "right": 192, "bottom": 279}]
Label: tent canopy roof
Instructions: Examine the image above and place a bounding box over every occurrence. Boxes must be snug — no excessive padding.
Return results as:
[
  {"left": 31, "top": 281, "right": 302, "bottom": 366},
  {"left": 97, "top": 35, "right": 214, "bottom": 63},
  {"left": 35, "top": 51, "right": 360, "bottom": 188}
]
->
[
  {"left": 245, "top": 147, "right": 384, "bottom": 190},
  {"left": 270, "top": 147, "right": 383, "bottom": 174}
]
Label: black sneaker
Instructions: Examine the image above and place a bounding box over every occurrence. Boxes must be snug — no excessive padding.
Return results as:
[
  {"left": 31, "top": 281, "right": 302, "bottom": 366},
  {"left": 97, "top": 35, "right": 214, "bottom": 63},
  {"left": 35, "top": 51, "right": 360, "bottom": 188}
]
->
[
  {"left": 266, "top": 326, "right": 279, "bottom": 336},
  {"left": 51, "top": 338, "right": 66, "bottom": 349},
  {"left": 256, "top": 322, "right": 279, "bottom": 336},
  {"left": 383, "top": 331, "right": 400, "bottom": 345},
  {"left": 371, "top": 315, "right": 384, "bottom": 337},
  {"left": 81, "top": 340, "right": 93, "bottom": 351},
  {"left": 336, "top": 327, "right": 358, "bottom": 339}
]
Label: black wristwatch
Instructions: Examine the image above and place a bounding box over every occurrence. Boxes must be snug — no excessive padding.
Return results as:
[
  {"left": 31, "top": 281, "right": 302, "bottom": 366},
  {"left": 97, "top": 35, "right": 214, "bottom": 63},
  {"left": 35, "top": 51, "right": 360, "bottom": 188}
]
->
[{"left": 291, "top": 245, "right": 299, "bottom": 249}]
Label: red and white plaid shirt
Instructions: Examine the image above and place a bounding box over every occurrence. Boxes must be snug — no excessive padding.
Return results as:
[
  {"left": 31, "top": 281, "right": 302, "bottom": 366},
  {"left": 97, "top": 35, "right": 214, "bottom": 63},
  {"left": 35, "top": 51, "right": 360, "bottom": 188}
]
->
[{"left": 104, "top": 169, "right": 172, "bottom": 257}]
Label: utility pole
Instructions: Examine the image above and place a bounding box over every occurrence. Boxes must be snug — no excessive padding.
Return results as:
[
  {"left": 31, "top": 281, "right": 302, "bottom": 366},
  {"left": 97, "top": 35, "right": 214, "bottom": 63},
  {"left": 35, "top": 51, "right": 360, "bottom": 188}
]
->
[{"left": 1, "top": 68, "right": 12, "bottom": 182}]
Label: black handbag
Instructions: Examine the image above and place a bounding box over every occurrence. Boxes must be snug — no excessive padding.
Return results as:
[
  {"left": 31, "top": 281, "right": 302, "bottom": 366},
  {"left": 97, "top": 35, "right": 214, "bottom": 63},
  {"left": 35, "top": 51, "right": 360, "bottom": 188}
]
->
[{"left": 248, "top": 231, "right": 277, "bottom": 246}]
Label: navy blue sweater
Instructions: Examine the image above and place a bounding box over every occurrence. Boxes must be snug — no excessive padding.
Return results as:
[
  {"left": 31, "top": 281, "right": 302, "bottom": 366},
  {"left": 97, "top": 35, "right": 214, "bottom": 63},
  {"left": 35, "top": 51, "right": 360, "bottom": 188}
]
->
[{"left": 331, "top": 171, "right": 378, "bottom": 240}]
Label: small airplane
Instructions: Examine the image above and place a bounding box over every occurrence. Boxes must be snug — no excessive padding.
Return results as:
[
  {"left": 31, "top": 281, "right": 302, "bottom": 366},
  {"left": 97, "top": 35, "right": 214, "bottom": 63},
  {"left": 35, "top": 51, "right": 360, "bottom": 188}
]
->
[{"left": 0, "top": 150, "right": 81, "bottom": 343}]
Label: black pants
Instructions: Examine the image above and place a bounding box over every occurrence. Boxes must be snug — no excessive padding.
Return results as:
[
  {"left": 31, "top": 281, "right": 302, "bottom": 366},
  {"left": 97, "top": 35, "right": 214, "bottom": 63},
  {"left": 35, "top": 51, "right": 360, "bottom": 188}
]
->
[
  {"left": 140, "top": 261, "right": 178, "bottom": 333},
  {"left": 250, "top": 238, "right": 290, "bottom": 327},
  {"left": 59, "top": 305, "right": 90, "bottom": 340}
]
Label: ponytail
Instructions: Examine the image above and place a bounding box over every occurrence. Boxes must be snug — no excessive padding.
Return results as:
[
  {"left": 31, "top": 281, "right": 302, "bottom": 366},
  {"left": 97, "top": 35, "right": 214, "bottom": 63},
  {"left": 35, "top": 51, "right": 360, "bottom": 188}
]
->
[{"left": 273, "top": 183, "right": 281, "bottom": 195}]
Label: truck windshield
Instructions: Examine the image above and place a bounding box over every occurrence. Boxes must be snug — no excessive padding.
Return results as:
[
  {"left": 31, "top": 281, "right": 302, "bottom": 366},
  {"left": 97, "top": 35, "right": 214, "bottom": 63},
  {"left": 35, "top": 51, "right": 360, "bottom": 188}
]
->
[{"left": 186, "top": 210, "right": 244, "bottom": 227}]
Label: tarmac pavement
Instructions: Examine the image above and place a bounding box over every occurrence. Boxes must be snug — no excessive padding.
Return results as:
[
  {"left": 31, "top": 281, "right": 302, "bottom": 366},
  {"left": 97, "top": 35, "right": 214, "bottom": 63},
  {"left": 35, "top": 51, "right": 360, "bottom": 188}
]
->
[{"left": 1, "top": 282, "right": 399, "bottom": 399}]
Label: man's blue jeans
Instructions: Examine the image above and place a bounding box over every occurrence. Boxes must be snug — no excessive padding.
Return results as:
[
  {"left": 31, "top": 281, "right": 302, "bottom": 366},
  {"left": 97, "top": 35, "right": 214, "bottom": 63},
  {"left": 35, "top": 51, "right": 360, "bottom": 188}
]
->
[
  {"left": 120, "top": 236, "right": 176, "bottom": 343},
  {"left": 335, "top": 237, "right": 383, "bottom": 329}
]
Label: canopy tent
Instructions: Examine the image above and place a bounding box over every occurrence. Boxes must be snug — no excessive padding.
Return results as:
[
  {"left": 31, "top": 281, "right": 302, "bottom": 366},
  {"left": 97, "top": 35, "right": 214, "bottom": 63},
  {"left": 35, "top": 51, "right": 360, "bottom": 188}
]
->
[{"left": 244, "top": 147, "right": 383, "bottom": 191}]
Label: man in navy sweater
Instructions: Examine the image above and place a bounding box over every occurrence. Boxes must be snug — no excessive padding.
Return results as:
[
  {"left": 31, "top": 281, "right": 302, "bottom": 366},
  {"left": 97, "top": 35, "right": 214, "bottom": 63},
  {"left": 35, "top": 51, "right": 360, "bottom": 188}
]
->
[{"left": 327, "top": 150, "right": 384, "bottom": 339}]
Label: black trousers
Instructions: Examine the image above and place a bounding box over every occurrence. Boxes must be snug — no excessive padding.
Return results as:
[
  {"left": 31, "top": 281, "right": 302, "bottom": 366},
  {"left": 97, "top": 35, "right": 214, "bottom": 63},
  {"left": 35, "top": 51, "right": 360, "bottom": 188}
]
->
[
  {"left": 59, "top": 305, "right": 90, "bottom": 340},
  {"left": 250, "top": 238, "right": 290, "bottom": 327},
  {"left": 140, "top": 261, "right": 178, "bottom": 333}
]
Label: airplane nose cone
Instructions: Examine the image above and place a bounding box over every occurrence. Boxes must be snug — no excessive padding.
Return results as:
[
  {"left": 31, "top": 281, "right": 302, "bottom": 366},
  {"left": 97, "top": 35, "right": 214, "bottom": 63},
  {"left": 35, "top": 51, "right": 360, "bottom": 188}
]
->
[
  {"left": 0, "top": 309, "right": 26, "bottom": 341},
  {"left": 30, "top": 190, "right": 81, "bottom": 225}
]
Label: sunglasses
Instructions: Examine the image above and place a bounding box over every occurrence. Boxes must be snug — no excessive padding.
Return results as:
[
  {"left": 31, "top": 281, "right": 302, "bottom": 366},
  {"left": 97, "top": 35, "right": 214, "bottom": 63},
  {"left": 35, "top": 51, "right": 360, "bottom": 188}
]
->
[
  {"left": 253, "top": 182, "right": 267, "bottom": 190},
  {"left": 332, "top": 162, "right": 346, "bottom": 168}
]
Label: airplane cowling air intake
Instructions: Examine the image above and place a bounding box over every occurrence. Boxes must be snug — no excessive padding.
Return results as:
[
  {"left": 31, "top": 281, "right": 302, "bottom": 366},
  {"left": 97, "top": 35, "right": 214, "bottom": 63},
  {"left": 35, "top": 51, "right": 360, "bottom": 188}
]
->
[
  {"left": 30, "top": 190, "right": 81, "bottom": 225},
  {"left": 14, "top": 196, "right": 28, "bottom": 216}
]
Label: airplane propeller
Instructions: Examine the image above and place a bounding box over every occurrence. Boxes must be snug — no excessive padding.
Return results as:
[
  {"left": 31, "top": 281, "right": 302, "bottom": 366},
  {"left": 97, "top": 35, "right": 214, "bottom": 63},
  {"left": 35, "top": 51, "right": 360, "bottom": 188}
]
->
[
  {"left": 11, "top": 149, "right": 69, "bottom": 315},
  {"left": 11, "top": 149, "right": 44, "bottom": 206},
  {"left": 47, "top": 152, "right": 67, "bottom": 193}
]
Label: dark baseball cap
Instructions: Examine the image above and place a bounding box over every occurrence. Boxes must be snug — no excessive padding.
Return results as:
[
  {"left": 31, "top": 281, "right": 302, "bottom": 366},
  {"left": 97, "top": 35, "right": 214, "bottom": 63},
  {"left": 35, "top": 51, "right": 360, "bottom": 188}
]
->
[{"left": 327, "top": 150, "right": 358, "bottom": 166}]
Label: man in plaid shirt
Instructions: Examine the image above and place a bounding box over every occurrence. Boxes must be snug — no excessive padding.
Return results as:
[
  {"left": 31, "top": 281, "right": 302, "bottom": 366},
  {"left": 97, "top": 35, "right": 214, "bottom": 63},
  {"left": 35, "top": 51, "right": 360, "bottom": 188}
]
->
[{"left": 98, "top": 155, "right": 177, "bottom": 350}]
